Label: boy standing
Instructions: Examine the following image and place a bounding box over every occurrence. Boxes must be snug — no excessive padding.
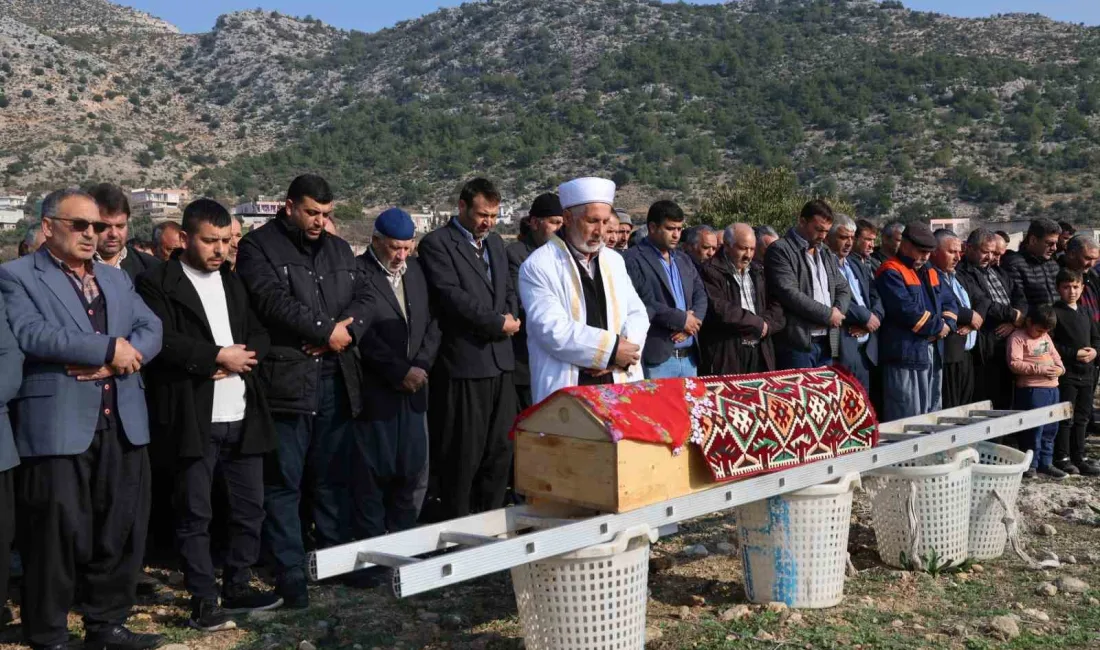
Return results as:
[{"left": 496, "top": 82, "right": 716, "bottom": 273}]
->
[
  {"left": 1008, "top": 305, "right": 1066, "bottom": 479},
  {"left": 1050, "top": 269, "right": 1100, "bottom": 476}
]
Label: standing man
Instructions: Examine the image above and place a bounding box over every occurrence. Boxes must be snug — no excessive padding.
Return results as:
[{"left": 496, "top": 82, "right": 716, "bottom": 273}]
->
[
  {"left": 518, "top": 178, "right": 648, "bottom": 402},
  {"left": 682, "top": 225, "right": 719, "bottom": 267},
  {"left": 1056, "top": 221, "right": 1075, "bottom": 261},
  {"left": 0, "top": 188, "right": 163, "bottom": 649},
  {"left": 0, "top": 288, "right": 22, "bottom": 628},
  {"left": 765, "top": 200, "right": 851, "bottom": 369},
  {"left": 854, "top": 219, "right": 881, "bottom": 274},
  {"left": 827, "top": 215, "right": 883, "bottom": 395},
  {"left": 872, "top": 222, "right": 904, "bottom": 267},
  {"left": 932, "top": 230, "right": 988, "bottom": 409},
  {"left": 604, "top": 211, "right": 621, "bottom": 250},
  {"left": 418, "top": 178, "right": 518, "bottom": 520},
  {"left": 752, "top": 226, "right": 778, "bottom": 265},
  {"left": 614, "top": 209, "right": 633, "bottom": 251},
  {"left": 875, "top": 223, "right": 955, "bottom": 420},
  {"left": 699, "top": 223, "right": 784, "bottom": 375},
  {"left": 152, "top": 221, "right": 184, "bottom": 262},
  {"left": 1001, "top": 219, "right": 1061, "bottom": 309},
  {"left": 228, "top": 216, "right": 244, "bottom": 269},
  {"left": 1060, "top": 235, "right": 1100, "bottom": 439},
  {"left": 506, "top": 193, "right": 563, "bottom": 410},
  {"left": 993, "top": 232, "right": 1011, "bottom": 267},
  {"left": 235, "top": 174, "right": 372, "bottom": 609},
  {"left": 90, "top": 183, "right": 160, "bottom": 282},
  {"left": 137, "top": 199, "right": 280, "bottom": 632},
  {"left": 624, "top": 201, "right": 707, "bottom": 379},
  {"left": 18, "top": 227, "right": 45, "bottom": 257},
  {"left": 352, "top": 208, "right": 439, "bottom": 541}
]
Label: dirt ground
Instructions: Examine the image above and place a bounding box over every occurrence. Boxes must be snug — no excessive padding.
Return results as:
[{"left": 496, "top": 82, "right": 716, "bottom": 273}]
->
[{"left": 2, "top": 455, "right": 1098, "bottom": 650}]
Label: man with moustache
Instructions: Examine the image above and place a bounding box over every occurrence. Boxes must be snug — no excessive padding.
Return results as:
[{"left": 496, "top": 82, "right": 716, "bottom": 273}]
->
[
  {"left": 605, "top": 211, "right": 621, "bottom": 250},
  {"left": 518, "top": 178, "right": 648, "bottom": 402},
  {"left": 614, "top": 209, "right": 633, "bottom": 251},
  {"left": 137, "top": 199, "right": 280, "bottom": 632},
  {"left": 0, "top": 188, "right": 164, "bottom": 650},
  {"left": 931, "top": 229, "right": 987, "bottom": 409},
  {"left": 682, "top": 225, "right": 719, "bottom": 268},
  {"left": 228, "top": 216, "right": 244, "bottom": 269},
  {"left": 152, "top": 221, "right": 184, "bottom": 262},
  {"left": 827, "top": 215, "right": 884, "bottom": 395},
  {"left": 853, "top": 219, "right": 881, "bottom": 274},
  {"left": 90, "top": 183, "right": 159, "bottom": 282}
]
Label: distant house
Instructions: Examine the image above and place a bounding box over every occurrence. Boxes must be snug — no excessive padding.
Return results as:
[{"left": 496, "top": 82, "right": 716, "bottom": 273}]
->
[
  {"left": 233, "top": 198, "right": 283, "bottom": 228},
  {"left": 0, "top": 194, "right": 28, "bottom": 213},
  {"left": 0, "top": 208, "right": 22, "bottom": 231},
  {"left": 131, "top": 188, "right": 188, "bottom": 220},
  {"left": 930, "top": 217, "right": 972, "bottom": 239}
]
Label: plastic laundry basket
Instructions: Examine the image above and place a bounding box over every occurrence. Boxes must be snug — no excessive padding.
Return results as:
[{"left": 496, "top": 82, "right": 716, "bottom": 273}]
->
[
  {"left": 511, "top": 524, "right": 656, "bottom": 650},
  {"left": 867, "top": 447, "right": 978, "bottom": 571},
  {"left": 969, "top": 442, "right": 1033, "bottom": 560},
  {"left": 736, "top": 472, "right": 861, "bottom": 608}
]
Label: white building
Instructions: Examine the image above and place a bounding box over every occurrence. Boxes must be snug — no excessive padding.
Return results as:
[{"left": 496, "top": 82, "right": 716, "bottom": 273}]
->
[
  {"left": 131, "top": 188, "right": 188, "bottom": 220},
  {"left": 407, "top": 206, "right": 440, "bottom": 235},
  {"left": 0, "top": 194, "right": 27, "bottom": 212},
  {"left": 930, "top": 217, "right": 972, "bottom": 239},
  {"left": 233, "top": 199, "right": 283, "bottom": 228},
  {"left": 0, "top": 208, "right": 22, "bottom": 230}
]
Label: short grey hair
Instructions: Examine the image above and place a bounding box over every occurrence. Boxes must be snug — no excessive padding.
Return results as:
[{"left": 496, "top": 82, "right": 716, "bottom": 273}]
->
[
  {"left": 829, "top": 214, "right": 856, "bottom": 235},
  {"left": 754, "top": 225, "right": 778, "bottom": 240},
  {"left": 40, "top": 187, "right": 94, "bottom": 220},
  {"left": 882, "top": 221, "right": 904, "bottom": 239},
  {"left": 966, "top": 228, "right": 1000, "bottom": 248},
  {"left": 934, "top": 229, "right": 960, "bottom": 247},
  {"left": 683, "top": 224, "right": 715, "bottom": 247},
  {"left": 726, "top": 223, "right": 755, "bottom": 244},
  {"left": 1066, "top": 233, "right": 1100, "bottom": 255}
]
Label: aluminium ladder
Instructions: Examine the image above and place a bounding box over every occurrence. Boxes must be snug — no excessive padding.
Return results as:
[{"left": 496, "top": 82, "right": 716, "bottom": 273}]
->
[{"left": 309, "top": 400, "right": 1071, "bottom": 597}]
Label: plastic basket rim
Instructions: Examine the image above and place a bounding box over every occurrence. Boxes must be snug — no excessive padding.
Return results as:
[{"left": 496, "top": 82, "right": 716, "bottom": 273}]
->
[
  {"left": 866, "top": 447, "right": 979, "bottom": 478},
  {"left": 972, "top": 441, "right": 1032, "bottom": 475}
]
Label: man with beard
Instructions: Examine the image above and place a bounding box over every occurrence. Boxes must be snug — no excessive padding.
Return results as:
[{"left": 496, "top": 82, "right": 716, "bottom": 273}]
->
[
  {"left": 827, "top": 215, "right": 883, "bottom": 396},
  {"left": 931, "top": 229, "right": 987, "bottom": 409},
  {"left": 506, "top": 193, "right": 563, "bottom": 409},
  {"left": 604, "top": 211, "right": 621, "bottom": 250},
  {"left": 518, "top": 178, "right": 648, "bottom": 402},
  {"left": 614, "top": 209, "right": 633, "bottom": 251},
  {"left": 875, "top": 222, "right": 956, "bottom": 420},
  {"left": 90, "top": 183, "right": 159, "bottom": 282},
  {"left": 698, "top": 223, "right": 784, "bottom": 375},
  {"left": 137, "top": 199, "right": 280, "bottom": 631},
  {"left": 1001, "top": 219, "right": 1061, "bottom": 309}
]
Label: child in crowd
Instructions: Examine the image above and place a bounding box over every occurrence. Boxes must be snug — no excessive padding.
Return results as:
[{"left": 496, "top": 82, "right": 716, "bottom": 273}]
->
[
  {"left": 1051, "top": 269, "right": 1100, "bottom": 476},
  {"left": 1008, "top": 304, "right": 1066, "bottom": 479}
]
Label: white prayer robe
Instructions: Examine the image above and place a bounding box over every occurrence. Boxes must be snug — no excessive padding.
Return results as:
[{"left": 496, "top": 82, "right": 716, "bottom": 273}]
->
[{"left": 518, "top": 235, "right": 650, "bottom": 404}]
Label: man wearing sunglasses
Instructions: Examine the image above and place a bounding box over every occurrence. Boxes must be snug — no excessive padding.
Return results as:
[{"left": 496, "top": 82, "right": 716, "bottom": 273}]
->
[{"left": 0, "top": 188, "right": 164, "bottom": 650}]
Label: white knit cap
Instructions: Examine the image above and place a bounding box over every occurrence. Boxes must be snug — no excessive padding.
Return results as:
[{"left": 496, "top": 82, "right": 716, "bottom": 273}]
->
[{"left": 558, "top": 177, "right": 616, "bottom": 210}]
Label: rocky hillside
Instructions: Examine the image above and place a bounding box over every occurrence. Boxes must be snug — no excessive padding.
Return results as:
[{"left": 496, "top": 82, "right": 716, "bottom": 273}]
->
[{"left": 2, "top": 0, "right": 1100, "bottom": 222}]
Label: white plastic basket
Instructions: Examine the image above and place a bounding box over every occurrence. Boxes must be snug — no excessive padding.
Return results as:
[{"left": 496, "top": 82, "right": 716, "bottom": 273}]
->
[
  {"left": 969, "top": 442, "right": 1033, "bottom": 560},
  {"left": 867, "top": 448, "right": 978, "bottom": 570},
  {"left": 511, "top": 524, "right": 656, "bottom": 650},
  {"left": 736, "top": 472, "right": 861, "bottom": 608}
]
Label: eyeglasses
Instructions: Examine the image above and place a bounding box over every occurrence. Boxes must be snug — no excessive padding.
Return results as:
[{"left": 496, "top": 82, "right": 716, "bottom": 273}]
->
[{"left": 50, "top": 217, "right": 109, "bottom": 234}]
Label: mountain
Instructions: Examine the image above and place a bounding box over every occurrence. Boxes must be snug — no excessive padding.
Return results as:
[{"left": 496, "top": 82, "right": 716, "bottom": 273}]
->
[{"left": 2, "top": 0, "right": 1100, "bottom": 222}]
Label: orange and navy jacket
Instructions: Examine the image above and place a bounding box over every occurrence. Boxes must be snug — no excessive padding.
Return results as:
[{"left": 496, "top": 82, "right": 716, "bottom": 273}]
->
[{"left": 875, "top": 255, "right": 959, "bottom": 369}]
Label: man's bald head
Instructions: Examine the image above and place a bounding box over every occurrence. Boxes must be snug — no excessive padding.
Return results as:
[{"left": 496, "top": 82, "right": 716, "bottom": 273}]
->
[{"left": 724, "top": 223, "right": 757, "bottom": 271}]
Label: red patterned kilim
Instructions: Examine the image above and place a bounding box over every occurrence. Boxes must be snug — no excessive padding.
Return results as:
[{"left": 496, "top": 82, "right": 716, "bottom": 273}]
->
[{"left": 688, "top": 367, "right": 879, "bottom": 482}]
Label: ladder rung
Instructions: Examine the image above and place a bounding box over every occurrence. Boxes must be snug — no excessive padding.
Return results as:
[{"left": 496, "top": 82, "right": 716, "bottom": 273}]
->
[
  {"left": 439, "top": 531, "right": 500, "bottom": 547},
  {"left": 937, "top": 417, "right": 988, "bottom": 424},
  {"left": 903, "top": 424, "right": 955, "bottom": 432},
  {"left": 968, "top": 410, "right": 1021, "bottom": 417},
  {"left": 514, "top": 514, "right": 577, "bottom": 530},
  {"left": 358, "top": 551, "right": 421, "bottom": 568}
]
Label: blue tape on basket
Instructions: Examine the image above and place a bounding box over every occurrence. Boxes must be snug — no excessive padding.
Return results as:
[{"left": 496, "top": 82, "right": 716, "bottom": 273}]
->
[{"left": 741, "top": 496, "right": 799, "bottom": 605}]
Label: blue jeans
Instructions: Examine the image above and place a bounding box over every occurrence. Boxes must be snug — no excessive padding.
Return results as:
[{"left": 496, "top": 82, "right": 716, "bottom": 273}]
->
[
  {"left": 1015, "top": 386, "right": 1060, "bottom": 469},
  {"left": 777, "top": 337, "right": 831, "bottom": 371},
  {"left": 262, "top": 372, "right": 352, "bottom": 580},
  {"left": 644, "top": 353, "right": 698, "bottom": 379}
]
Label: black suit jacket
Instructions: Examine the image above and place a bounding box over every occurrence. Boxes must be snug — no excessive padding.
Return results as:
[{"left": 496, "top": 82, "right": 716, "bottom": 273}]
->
[
  {"left": 119, "top": 245, "right": 160, "bottom": 283},
  {"left": 957, "top": 259, "right": 1026, "bottom": 365},
  {"left": 506, "top": 238, "right": 538, "bottom": 386},
  {"left": 417, "top": 221, "right": 516, "bottom": 379},
  {"left": 136, "top": 256, "right": 275, "bottom": 459},
  {"left": 355, "top": 254, "right": 441, "bottom": 418},
  {"left": 623, "top": 242, "right": 709, "bottom": 366}
]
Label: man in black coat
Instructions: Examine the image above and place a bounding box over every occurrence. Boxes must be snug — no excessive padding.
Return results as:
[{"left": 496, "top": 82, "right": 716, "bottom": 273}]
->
[
  {"left": 352, "top": 209, "right": 441, "bottom": 541},
  {"left": 418, "top": 178, "right": 519, "bottom": 521},
  {"left": 90, "top": 183, "right": 160, "bottom": 282},
  {"left": 138, "top": 199, "right": 281, "bottom": 630},
  {"left": 1001, "top": 218, "right": 1061, "bottom": 308},
  {"left": 235, "top": 175, "right": 373, "bottom": 608},
  {"left": 505, "top": 193, "right": 563, "bottom": 410},
  {"left": 932, "top": 230, "right": 990, "bottom": 409}
]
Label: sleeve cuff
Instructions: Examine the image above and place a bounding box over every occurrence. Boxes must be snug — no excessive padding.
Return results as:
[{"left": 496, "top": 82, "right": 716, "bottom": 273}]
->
[
  {"left": 105, "top": 338, "right": 117, "bottom": 364},
  {"left": 606, "top": 336, "right": 621, "bottom": 370}
]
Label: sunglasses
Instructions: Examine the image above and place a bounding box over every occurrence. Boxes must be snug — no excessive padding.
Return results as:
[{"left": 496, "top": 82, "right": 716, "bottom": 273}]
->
[{"left": 51, "top": 217, "right": 109, "bottom": 234}]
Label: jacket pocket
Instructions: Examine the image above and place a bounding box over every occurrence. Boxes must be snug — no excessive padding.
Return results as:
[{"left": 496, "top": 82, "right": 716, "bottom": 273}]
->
[
  {"left": 15, "top": 376, "right": 58, "bottom": 398},
  {"left": 258, "top": 346, "right": 314, "bottom": 404}
]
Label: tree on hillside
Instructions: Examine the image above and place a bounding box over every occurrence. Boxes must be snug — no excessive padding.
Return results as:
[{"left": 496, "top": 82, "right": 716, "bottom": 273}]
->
[{"left": 695, "top": 167, "right": 854, "bottom": 231}]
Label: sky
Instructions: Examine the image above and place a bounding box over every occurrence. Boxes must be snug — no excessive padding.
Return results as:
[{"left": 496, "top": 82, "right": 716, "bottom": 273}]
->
[{"left": 117, "top": 0, "right": 1100, "bottom": 34}]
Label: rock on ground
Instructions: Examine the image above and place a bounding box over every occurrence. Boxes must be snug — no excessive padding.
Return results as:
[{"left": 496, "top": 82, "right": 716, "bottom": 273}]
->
[
  {"left": 1036, "top": 582, "right": 1058, "bottom": 597},
  {"left": 1054, "top": 576, "right": 1090, "bottom": 594},
  {"left": 987, "top": 615, "right": 1021, "bottom": 640},
  {"left": 1022, "top": 608, "right": 1050, "bottom": 622},
  {"left": 720, "top": 605, "right": 752, "bottom": 621}
]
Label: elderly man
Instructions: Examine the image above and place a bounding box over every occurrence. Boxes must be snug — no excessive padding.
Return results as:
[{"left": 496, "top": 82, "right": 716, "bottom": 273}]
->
[
  {"left": 872, "top": 222, "right": 904, "bottom": 267},
  {"left": 957, "top": 228, "right": 1026, "bottom": 410},
  {"left": 352, "top": 208, "right": 439, "bottom": 544},
  {"left": 854, "top": 219, "right": 881, "bottom": 273},
  {"left": 90, "top": 183, "right": 159, "bottom": 282},
  {"left": 604, "top": 211, "right": 621, "bottom": 250},
  {"left": 682, "top": 225, "right": 719, "bottom": 268},
  {"left": 752, "top": 225, "right": 778, "bottom": 265},
  {"left": 152, "top": 220, "right": 183, "bottom": 262},
  {"left": 0, "top": 188, "right": 164, "bottom": 649},
  {"left": 507, "top": 194, "right": 563, "bottom": 409},
  {"left": 765, "top": 200, "right": 851, "bottom": 369},
  {"left": 992, "top": 232, "right": 1011, "bottom": 267},
  {"left": 699, "top": 223, "right": 784, "bottom": 375},
  {"left": 518, "top": 178, "right": 648, "bottom": 403},
  {"left": 614, "top": 208, "right": 633, "bottom": 251},
  {"left": 875, "top": 223, "right": 956, "bottom": 420},
  {"left": 932, "top": 230, "right": 988, "bottom": 409},
  {"left": 1002, "top": 219, "right": 1061, "bottom": 309},
  {"left": 624, "top": 201, "right": 708, "bottom": 379},
  {"left": 827, "top": 215, "right": 883, "bottom": 395},
  {"left": 0, "top": 287, "right": 22, "bottom": 628}
]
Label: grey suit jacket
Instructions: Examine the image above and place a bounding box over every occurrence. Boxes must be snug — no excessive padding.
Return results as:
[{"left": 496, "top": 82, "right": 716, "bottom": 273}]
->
[
  {"left": 838, "top": 256, "right": 884, "bottom": 367},
  {"left": 0, "top": 248, "right": 162, "bottom": 457},
  {"left": 764, "top": 229, "right": 852, "bottom": 357},
  {"left": 0, "top": 291, "right": 23, "bottom": 472}
]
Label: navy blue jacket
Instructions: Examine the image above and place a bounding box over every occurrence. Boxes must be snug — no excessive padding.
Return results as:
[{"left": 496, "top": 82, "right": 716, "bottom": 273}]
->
[
  {"left": 838, "top": 256, "right": 884, "bottom": 368},
  {"left": 0, "top": 291, "right": 23, "bottom": 472},
  {"left": 875, "top": 255, "right": 958, "bottom": 369},
  {"left": 623, "top": 241, "right": 708, "bottom": 366}
]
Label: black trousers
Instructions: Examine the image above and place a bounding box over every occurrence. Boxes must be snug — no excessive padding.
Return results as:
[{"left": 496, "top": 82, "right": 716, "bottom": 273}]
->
[
  {"left": 351, "top": 402, "right": 428, "bottom": 539},
  {"left": 0, "top": 469, "right": 13, "bottom": 612},
  {"left": 175, "top": 421, "right": 264, "bottom": 601},
  {"left": 942, "top": 356, "right": 975, "bottom": 409},
  {"left": 428, "top": 372, "right": 517, "bottom": 521},
  {"left": 736, "top": 343, "right": 763, "bottom": 375},
  {"left": 1055, "top": 381, "right": 1093, "bottom": 464},
  {"left": 974, "top": 347, "right": 1013, "bottom": 410},
  {"left": 17, "top": 423, "right": 150, "bottom": 646}
]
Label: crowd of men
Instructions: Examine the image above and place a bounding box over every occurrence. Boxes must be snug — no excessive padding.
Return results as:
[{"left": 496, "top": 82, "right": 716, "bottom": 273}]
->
[{"left": 0, "top": 172, "right": 1097, "bottom": 650}]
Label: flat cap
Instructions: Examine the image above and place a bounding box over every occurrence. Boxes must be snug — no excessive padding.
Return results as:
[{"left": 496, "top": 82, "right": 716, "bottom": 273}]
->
[
  {"left": 903, "top": 221, "right": 937, "bottom": 251},
  {"left": 529, "top": 193, "right": 562, "bottom": 218},
  {"left": 375, "top": 207, "right": 415, "bottom": 241}
]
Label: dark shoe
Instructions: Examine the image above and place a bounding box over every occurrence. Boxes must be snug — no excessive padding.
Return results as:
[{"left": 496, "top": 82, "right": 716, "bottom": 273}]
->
[
  {"left": 1079, "top": 457, "right": 1100, "bottom": 470},
  {"left": 220, "top": 584, "right": 283, "bottom": 614},
  {"left": 83, "top": 625, "right": 164, "bottom": 650},
  {"left": 188, "top": 598, "right": 236, "bottom": 633},
  {"left": 1023, "top": 468, "right": 1038, "bottom": 480},
  {"left": 1037, "top": 465, "right": 1068, "bottom": 480},
  {"left": 276, "top": 578, "right": 309, "bottom": 610},
  {"left": 1054, "top": 460, "right": 1081, "bottom": 475},
  {"left": 1076, "top": 460, "right": 1100, "bottom": 476},
  {"left": 135, "top": 572, "right": 161, "bottom": 597},
  {"left": 0, "top": 605, "right": 12, "bottom": 626}
]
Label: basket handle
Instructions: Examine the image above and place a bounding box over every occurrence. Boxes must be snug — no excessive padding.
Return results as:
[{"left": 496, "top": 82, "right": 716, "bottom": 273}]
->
[
  {"left": 992, "top": 488, "right": 1038, "bottom": 569},
  {"left": 904, "top": 481, "right": 921, "bottom": 568},
  {"left": 606, "top": 524, "right": 658, "bottom": 555}
]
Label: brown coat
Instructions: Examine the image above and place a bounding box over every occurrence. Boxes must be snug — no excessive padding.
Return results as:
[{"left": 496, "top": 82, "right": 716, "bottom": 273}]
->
[{"left": 699, "top": 254, "right": 785, "bottom": 375}]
